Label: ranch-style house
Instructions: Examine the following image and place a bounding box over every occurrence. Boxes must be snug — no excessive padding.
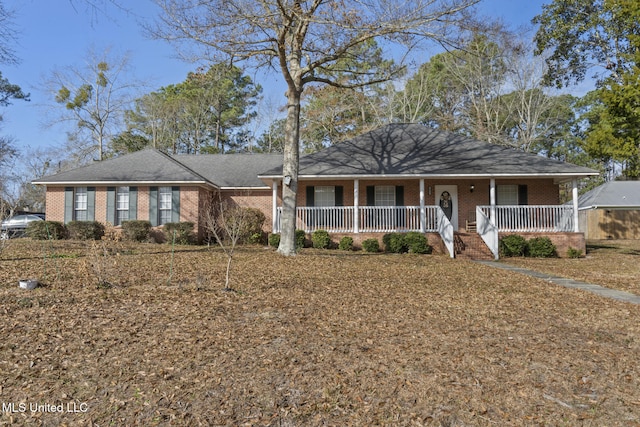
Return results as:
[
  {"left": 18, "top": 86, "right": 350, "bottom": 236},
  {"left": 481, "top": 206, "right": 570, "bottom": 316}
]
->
[{"left": 33, "top": 123, "right": 599, "bottom": 259}]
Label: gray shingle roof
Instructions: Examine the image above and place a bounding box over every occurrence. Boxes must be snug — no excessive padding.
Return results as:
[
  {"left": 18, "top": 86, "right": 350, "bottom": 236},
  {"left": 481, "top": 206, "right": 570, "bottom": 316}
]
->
[
  {"left": 33, "top": 149, "right": 208, "bottom": 185},
  {"left": 174, "top": 153, "right": 282, "bottom": 188},
  {"left": 33, "top": 149, "right": 283, "bottom": 188},
  {"left": 578, "top": 181, "right": 640, "bottom": 209},
  {"left": 259, "top": 123, "right": 598, "bottom": 180}
]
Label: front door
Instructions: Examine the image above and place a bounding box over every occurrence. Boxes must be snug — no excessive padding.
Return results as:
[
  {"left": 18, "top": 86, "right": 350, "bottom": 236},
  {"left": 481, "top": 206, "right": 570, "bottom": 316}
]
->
[{"left": 435, "top": 185, "right": 458, "bottom": 230}]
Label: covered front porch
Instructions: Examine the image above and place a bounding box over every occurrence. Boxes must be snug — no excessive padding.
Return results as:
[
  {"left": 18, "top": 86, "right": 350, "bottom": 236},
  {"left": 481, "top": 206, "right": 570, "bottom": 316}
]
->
[{"left": 270, "top": 178, "right": 583, "bottom": 259}]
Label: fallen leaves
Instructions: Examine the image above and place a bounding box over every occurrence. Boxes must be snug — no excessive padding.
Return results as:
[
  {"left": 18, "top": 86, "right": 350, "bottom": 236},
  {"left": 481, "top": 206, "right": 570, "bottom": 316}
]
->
[{"left": 0, "top": 240, "right": 638, "bottom": 425}]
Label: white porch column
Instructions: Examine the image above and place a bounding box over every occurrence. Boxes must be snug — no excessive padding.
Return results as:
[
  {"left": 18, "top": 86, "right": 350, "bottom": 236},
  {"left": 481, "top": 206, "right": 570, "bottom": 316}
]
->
[
  {"left": 272, "top": 180, "right": 278, "bottom": 233},
  {"left": 353, "top": 179, "right": 359, "bottom": 233},
  {"left": 572, "top": 178, "right": 579, "bottom": 232},
  {"left": 490, "top": 178, "right": 496, "bottom": 226},
  {"left": 419, "top": 179, "right": 426, "bottom": 232}
]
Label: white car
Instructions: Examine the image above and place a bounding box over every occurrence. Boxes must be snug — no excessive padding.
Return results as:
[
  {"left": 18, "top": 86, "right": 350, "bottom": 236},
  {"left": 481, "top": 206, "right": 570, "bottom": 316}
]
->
[{"left": 1, "top": 214, "right": 45, "bottom": 239}]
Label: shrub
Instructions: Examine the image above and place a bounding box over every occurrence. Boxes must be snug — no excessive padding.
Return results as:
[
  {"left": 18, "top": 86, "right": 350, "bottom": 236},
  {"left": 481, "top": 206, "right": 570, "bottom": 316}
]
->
[
  {"left": 338, "top": 236, "right": 354, "bottom": 251},
  {"left": 122, "top": 220, "right": 152, "bottom": 242},
  {"left": 312, "top": 229, "right": 331, "bottom": 249},
  {"left": 404, "top": 232, "right": 432, "bottom": 254},
  {"left": 247, "top": 232, "right": 265, "bottom": 245},
  {"left": 26, "top": 221, "right": 65, "bottom": 240},
  {"left": 240, "top": 208, "right": 266, "bottom": 244},
  {"left": 527, "top": 237, "right": 556, "bottom": 258},
  {"left": 163, "top": 222, "right": 195, "bottom": 245},
  {"left": 67, "top": 221, "right": 105, "bottom": 240},
  {"left": 499, "top": 234, "right": 527, "bottom": 257},
  {"left": 268, "top": 233, "right": 280, "bottom": 248},
  {"left": 385, "top": 233, "right": 408, "bottom": 254},
  {"left": 567, "top": 247, "right": 583, "bottom": 258},
  {"left": 295, "top": 229, "right": 306, "bottom": 249},
  {"left": 382, "top": 233, "right": 393, "bottom": 249},
  {"left": 267, "top": 230, "right": 306, "bottom": 249},
  {"left": 362, "top": 238, "right": 380, "bottom": 253}
]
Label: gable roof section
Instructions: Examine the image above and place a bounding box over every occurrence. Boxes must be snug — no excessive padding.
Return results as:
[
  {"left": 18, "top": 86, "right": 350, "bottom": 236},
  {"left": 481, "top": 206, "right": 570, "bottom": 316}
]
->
[
  {"left": 578, "top": 181, "right": 640, "bottom": 209},
  {"left": 174, "top": 153, "right": 282, "bottom": 188},
  {"left": 33, "top": 149, "right": 210, "bottom": 186},
  {"left": 33, "top": 148, "right": 283, "bottom": 189},
  {"left": 259, "top": 123, "right": 598, "bottom": 181}
]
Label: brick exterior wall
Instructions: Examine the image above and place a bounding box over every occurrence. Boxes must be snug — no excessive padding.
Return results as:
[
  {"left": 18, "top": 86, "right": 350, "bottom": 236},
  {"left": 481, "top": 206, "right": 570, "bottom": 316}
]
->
[
  {"left": 42, "top": 178, "right": 577, "bottom": 253},
  {"left": 45, "top": 187, "right": 66, "bottom": 223}
]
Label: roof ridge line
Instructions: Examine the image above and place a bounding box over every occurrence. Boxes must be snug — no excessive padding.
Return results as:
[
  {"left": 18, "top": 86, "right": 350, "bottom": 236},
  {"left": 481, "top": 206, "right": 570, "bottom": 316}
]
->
[{"left": 155, "top": 149, "right": 219, "bottom": 189}]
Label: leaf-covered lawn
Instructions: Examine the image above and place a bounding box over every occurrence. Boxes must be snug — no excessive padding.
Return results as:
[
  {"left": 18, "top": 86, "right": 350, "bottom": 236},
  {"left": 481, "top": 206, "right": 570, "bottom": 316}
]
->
[
  {"left": 503, "top": 239, "right": 640, "bottom": 295},
  {"left": 1, "top": 240, "right": 639, "bottom": 426}
]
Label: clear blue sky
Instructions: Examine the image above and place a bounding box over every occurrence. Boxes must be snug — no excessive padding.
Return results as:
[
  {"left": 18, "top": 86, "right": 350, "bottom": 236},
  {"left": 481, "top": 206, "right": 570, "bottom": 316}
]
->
[{"left": 2, "top": 0, "right": 551, "bottom": 156}]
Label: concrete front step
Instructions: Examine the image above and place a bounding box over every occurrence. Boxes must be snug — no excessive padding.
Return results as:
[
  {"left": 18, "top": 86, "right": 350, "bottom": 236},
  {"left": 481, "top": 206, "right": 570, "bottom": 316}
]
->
[{"left": 454, "top": 232, "right": 494, "bottom": 260}]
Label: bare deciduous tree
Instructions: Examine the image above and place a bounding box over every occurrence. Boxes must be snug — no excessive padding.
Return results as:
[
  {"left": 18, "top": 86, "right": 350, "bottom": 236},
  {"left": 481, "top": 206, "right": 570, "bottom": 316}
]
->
[
  {"left": 151, "top": 0, "right": 481, "bottom": 256},
  {"left": 203, "top": 194, "right": 254, "bottom": 291}
]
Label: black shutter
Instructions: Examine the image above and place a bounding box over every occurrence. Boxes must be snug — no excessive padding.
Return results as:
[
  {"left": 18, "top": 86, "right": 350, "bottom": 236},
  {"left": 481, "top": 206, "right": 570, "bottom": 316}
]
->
[
  {"left": 366, "top": 186, "right": 375, "bottom": 206},
  {"left": 518, "top": 185, "right": 528, "bottom": 205},
  {"left": 335, "top": 186, "right": 344, "bottom": 207},
  {"left": 395, "top": 186, "right": 405, "bottom": 206},
  {"left": 306, "top": 186, "right": 315, "bottom": 207},
  {"left": 395, "top": 186, "right": 405, "bottom": 229}
]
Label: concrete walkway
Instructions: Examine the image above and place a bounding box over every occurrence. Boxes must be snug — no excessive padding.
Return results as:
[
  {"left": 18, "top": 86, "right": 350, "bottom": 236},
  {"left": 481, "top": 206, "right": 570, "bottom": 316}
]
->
[{"left": 475, "top": 260, "right": 640, "bottom": 305}]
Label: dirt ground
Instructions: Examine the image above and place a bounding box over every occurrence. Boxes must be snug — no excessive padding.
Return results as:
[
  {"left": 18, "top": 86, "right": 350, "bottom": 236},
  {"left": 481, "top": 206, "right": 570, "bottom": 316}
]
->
[{"left": 0, "top": 239, "right": 639, "bottom": 426}]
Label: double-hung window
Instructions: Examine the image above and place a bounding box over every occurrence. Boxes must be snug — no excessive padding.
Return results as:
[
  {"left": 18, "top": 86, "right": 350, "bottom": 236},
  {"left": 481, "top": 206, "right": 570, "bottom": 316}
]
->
[
  {"left": 159, "top": 186, "right": 173, "bottom": 225},
  {"left": 75, "top": 187, "right": 88, "bottom": 221},
  {"left": 314, "top": 186, "right": 335, "bottom": 207},
  {"left": 374, "top": 185, "right": 396, "bottom": 206},
  {"left": 116, "top": 186, "right": 129, "bottom": 225}
]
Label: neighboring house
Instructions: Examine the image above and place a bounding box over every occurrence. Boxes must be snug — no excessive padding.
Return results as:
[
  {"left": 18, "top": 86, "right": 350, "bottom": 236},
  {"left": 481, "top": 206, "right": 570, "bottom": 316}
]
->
[
  {"left": 577, "top": 181, "right": 640, "bottom": 240},
  {"left": 34, "top": 123, "right": 599, "bottom": 258}
]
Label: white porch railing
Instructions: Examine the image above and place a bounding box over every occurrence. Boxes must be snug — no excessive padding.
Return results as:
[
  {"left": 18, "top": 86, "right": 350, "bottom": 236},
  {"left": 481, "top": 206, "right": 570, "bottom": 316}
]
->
[
  {"left": 274, "top": 206, "right": 442, "bottom": 233},
  {"left": 476, "top": 207, "right": 499, "bottom": 259},
  {"left": 478, "top": 205, "right": 575, "bottom": 232},
  {"left": 274, "top": 206, "right": 355, "bottom": 233}
]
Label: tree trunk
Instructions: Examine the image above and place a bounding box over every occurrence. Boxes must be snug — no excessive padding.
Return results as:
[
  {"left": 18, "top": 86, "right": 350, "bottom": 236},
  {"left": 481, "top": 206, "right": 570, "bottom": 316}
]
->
[{"left": 277, "top": 88, "right": 301, "bottom": 256}]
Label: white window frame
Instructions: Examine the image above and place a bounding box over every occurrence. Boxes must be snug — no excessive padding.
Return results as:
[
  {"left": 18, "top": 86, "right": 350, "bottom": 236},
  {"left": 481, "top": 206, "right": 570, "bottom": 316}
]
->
[
  {"left": 375, "top": 185, "right": 395, "bottom": 206},
  {"left": 116, "top": 186, "right": 129, "bottom": 225},
  {"left": 159, "top": 186, "right": 172, "bottom": 225},
  {"left": 75, "top": 187, "right": 88, "bottom": 221}
]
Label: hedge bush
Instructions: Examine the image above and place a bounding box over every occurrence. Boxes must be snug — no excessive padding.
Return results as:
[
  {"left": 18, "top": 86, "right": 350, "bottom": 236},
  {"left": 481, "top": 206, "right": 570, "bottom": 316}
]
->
[
  {"left": 67, "top": 221, "right": 105, "bottom": 240},
  {"left": 567, "top": 247, "right": 583, "bottom": 258},
  {"left": 527, "top": 236, "right": 556, "bottom": 258},
  {"left": 267, "top": 230, "right": 306, "bottom": 249},
  {"left": 312, "top": 229, "right": 331, "bottom": 249},
  {"left": 295, "top": 229, "right": 306, "bottom": 249},
  {"left": 240, "top": 208, "right": 266, "bottom": 244},
  {"left": 499, "top": 234, "right": 527, "bottom": 257},
  {"left": 362, "top": 238, "right": 380, "bottom": 253},
  {"left": 268, "top": 233, "right": 280, "bottom": 248},
  {"left": 163, "top": 222, "right": 195, "bottom": 245},
  {"left": 122, "top": 220, "right": 152, "bottom": 242},
  {"left": 26, "top": 221, "right": 66, "bottom": 240},
  {"left": 385, "top": 233, "right": 408, "bottom": 254},
  {"left": 404, "top": 232, "right": 432, "bottom": 254},
  {"left": 338, "top": 236, "right": 354, "bottom": 251}
]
